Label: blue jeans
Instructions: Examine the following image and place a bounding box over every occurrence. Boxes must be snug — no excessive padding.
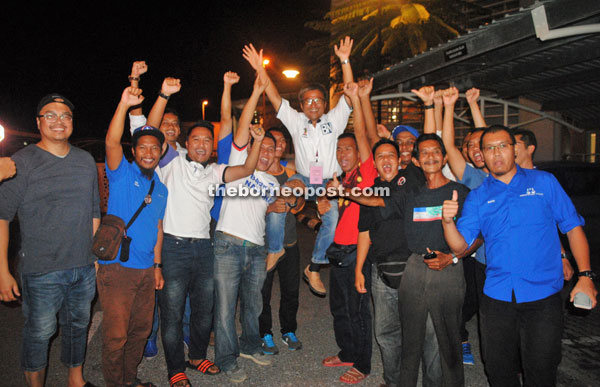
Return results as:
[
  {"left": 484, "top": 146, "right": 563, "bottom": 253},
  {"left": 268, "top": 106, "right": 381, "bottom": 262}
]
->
[
  {"left": 213, "top": 232, "right": 267, "bottom": 372},
  {"left": 147, "top": 293, "right": 190, "bottom": 342},
  {"left": 266, "top": 174, "right": 338, "bottom": 263},
  {"left": 158, "top": 235, "right": 215, "bottom": 376},
  {"left": 371, "top": 266, "right": 441, "bottom": 387},
  {"left": 20, "top": 264, "right": 96, "bottom": 372}
]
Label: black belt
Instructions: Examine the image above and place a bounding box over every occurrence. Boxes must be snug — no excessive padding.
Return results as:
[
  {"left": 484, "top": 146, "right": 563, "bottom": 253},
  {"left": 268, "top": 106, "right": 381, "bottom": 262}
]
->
[{"left": 165, "top": 233, "right": 207, "bottom": 243}]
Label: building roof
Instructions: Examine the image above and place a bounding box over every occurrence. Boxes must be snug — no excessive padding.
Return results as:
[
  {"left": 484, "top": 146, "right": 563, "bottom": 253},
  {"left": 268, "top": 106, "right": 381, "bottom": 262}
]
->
[{"left": 371, "top": 0, "right": 600, "bottom": 129}]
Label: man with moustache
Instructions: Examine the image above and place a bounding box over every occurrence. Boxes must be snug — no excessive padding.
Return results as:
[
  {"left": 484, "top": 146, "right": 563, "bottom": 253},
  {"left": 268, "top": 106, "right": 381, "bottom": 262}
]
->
[
  {"left": 442, "top": 125, "right": 597, "bottom": 387},
  {"left": 99, "top": 86, "right": 168, "bottom": 387},
  {"left": 0, "top": 94, "right": 100, "bottom": 387}
]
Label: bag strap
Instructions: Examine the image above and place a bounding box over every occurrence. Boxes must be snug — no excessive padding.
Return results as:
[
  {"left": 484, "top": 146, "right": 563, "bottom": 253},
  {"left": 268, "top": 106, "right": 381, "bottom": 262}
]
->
[{"left": 125, "top": 180, "right": 155, "bottom": 230}]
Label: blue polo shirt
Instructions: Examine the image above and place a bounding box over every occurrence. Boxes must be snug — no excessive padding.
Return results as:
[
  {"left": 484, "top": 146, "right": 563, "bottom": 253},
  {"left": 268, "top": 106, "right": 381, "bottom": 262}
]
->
[
  {"left": 457, "top": 166, "right": 584, "bottom": 303},
  {"left": 457, "top": 163, "right": 488, "bottom": 264},
  {"left": 101, "top": 156, "right": 168, "bottom": 269}
]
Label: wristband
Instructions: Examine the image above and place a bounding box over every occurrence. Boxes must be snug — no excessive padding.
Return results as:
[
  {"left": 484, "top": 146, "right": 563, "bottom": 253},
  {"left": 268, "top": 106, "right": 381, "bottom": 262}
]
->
[
  {"left": 153, "top": 263, "right": 163, "bottom": 269},
  {"left": 159, "top": 92, "right": 170, "bottom": 101},
  {"left": 340, "top": 59, "right": 349, "bottom": 65},
  {"left": 561, "top": 252, "right": 567, "bottom": 259},
  {"left": 423, "top": 104, "right": 434, "bottom": 110},
  {"left": 128, "top": 75, "right": 140, "bottom": 82}
]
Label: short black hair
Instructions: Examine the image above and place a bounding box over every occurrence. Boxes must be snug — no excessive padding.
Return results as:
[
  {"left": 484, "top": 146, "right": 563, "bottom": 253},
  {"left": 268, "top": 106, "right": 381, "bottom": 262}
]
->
[
  {"left": 512, "top": 128, "right": 537, "bottom": 160},
  {"left": 251, "top": 130, "right": 276, "bottom": 146},
  {"left": 186, "top": 120, "right": 214, "bottom": 140},
  {"left": 267, "top": 126, "right": 286, "bottom": 137},
  {"left": 412, "top": 133, "right": 447, "bottom": 159},
  {"left": 337, "top": 132, "right": 357, "bottom": 146},
  {"left": 298, "top": 83, "right": 328, "bottom": 103},
  {"left": 163, "top": 108, "right": 180, "bottom": 121},
  {"left": 480, "top": 125, "right": 516, "bottom": 149},
  {"left": 372, "top": 138, "right": 399, "bottom": 158}
]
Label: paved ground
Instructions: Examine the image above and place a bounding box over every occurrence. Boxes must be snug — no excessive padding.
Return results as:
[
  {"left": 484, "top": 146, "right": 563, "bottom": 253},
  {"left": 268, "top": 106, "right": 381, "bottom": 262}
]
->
[{"left": 1, "top": 223, "right": 599, "bottom": 386}]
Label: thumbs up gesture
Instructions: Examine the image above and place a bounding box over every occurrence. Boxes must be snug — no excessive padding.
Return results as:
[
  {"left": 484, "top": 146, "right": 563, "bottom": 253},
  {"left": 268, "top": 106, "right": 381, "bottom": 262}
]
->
[
  {"left": 326, "top": 172, "right": 341, "bottom": 191},
  {"left": 442, "top": 190, "right": 459, "bottom": 223}
]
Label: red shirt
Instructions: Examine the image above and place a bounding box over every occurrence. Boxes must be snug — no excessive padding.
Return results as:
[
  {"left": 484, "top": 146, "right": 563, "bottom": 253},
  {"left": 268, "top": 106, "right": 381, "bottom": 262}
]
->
[{"left": 333, "top": 156, "right": 377, "bottom": 245}]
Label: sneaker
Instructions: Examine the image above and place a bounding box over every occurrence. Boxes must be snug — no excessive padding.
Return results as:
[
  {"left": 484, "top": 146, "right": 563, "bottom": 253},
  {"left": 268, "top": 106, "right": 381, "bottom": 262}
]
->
[
  {"left": 225, "top": 366, "right": 248, "bottom": 383},
  {"left": 462, "top": 342, "right": 475, "bottom": 365},
  {"left": 143, "top": 338, "right": 158, "bottom": 359},
  {"left": 262, "top": 334, "right": 279, "bottom": 355},
  {"left": 183, "top": 335, "right": 191, "bottom": 352},
  {"left": 240, "top": 351, "right": 272, "bottom": 366},
  {"left": 282, "top": 332, "right": 302, "bottom": 350}
]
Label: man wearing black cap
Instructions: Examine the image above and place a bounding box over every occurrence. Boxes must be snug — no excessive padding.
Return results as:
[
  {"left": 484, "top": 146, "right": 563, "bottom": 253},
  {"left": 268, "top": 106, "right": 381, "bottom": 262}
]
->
[
  {"left": 98, "top": 86, "right": 168, "bottom": 387},
  {"left": 0, "top": 94, "right": 100, "bottom": 387}
]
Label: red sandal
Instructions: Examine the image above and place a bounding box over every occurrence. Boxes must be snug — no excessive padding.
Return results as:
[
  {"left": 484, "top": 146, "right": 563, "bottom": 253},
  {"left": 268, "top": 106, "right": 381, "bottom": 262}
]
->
[
  {"left": 169, "top": 372, "right": 191, "bottom": 387},
  {"left": 186, "top": 359, "right": 220, "bottom": 375},
  {"left": 339, "top": 367, "right": 368, "bottom": 384},
  {"left": 322, "top": 355, "right": 354, "bottom": 367}
]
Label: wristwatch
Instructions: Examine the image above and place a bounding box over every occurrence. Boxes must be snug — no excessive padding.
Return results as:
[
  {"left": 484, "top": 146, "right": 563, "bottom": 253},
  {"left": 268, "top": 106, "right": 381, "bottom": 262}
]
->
[
  {"left": 578, "top": 270, "right": 597, "bottom": 280},
  {"left": 153, "top": 263, "right": 163, "bottom": 269},
  {"left": 451, "top": 254, "right": 459, "bottom": 265}
]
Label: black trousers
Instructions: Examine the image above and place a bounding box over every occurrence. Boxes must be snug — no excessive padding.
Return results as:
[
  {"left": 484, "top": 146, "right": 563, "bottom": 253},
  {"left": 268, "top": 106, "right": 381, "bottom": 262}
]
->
[
  {"left": 481, "top": 292, "right": 563, "bottom": 387},
  {"left": 330, "top": 256, "right": 373, "bottom": 375},
  {"left": 460, "top": 255, "right": 479, "bottom": 342},
  {"left": 259, "top": 243, "right": 300, "bottom": 336}
]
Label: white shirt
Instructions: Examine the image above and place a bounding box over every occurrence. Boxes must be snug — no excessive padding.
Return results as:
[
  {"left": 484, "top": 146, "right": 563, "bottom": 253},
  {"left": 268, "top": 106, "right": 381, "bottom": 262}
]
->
[
  {"left": 216, "top": 145, "right": 279, "bottom": 245},
  {"left": 160, "top": 150, "right": 227, "bottom": 239},
  {"left": 276, "top": 98, "right": 352, "bottom": 179},
  {"left": 129, "top": 113, "right": 185, "bottom": 151}
]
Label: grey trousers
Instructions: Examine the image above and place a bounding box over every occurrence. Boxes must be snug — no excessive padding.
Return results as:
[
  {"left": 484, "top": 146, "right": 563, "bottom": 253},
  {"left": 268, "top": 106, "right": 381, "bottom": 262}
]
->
[{"left": 399, "top": 253, "right": 466, "bottom": 387}]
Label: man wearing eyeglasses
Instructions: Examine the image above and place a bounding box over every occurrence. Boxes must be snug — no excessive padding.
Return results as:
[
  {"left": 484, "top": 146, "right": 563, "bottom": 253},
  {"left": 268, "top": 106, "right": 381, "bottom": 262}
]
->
[
  {"left": 0, "top": 94, "right": 100, "bottom": 387},
  {"left": 243, "top": 37, "right": 355, "bottom": 296},
  {"left": 442, "top": 125, "right": 597, "bottom": 387}
]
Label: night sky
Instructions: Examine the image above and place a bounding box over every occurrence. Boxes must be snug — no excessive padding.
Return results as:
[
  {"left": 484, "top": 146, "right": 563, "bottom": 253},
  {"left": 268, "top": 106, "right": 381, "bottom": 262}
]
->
[{"left": 0, "top": 1, "right": 329, "bottom": 143}]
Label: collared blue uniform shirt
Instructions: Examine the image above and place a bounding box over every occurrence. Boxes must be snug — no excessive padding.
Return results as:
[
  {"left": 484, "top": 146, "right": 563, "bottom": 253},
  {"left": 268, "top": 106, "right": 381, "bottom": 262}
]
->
[{"left": 457, "top": 166, "right": 584, "bottom": 303}]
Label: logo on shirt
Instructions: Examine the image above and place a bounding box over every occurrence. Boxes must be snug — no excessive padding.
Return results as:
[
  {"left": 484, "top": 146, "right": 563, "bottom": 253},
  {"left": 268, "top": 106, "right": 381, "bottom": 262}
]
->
[
  {"left": 520, "top": 187, "right": 544, "bottom": 197},
  {"left": 302, "top": 127, "right": 309, "bottom": 138},
  {"left": 397, "top": 177, "right": 406, "bottom": 186},
  {"left": 413, "top": 206, "right": 442, "bottom": 222},
  {"left": 320, "top": 122, "right": 333, "bottom": 135},
  {"left": 134, "top": 180, "right": 140, "bottom": 187}
]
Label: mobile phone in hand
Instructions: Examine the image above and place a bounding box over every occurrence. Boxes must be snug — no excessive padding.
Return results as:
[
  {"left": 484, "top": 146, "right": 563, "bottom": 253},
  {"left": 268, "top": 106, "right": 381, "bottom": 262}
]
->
[
  {"left": 573, "top": 292, "right": 593, "bottom": 310},
  {"left": 424, "top": 251, "right": 437, "bottom": 260}
]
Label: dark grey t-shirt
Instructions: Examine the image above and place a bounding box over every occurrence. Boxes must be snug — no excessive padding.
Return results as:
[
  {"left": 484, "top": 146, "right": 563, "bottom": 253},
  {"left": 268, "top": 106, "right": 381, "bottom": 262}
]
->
[{"left": 0, "top": 145, "right": 100, "bottom": 274}]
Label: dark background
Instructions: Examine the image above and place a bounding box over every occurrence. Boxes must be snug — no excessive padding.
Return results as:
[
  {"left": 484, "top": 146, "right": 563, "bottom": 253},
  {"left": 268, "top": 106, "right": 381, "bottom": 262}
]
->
[{"left": 0, "top": 1, "right": 329, "bottom": 142}]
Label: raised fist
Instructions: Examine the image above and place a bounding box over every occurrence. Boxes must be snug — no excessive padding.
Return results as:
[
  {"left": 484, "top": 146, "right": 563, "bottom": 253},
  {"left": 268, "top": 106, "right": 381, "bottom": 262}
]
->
[
  {"left": 224, "top": 71, "right": 240, "bottom": 85},
  {"left": 465, "top": 88, "right": 480, "bottom": 105},
  {"left": 442, "top": 87, "right": 459, "bottom": 107},
  {"left": 411, "top": 86, "right": 435, "bottom": 105},
  {"left": 357, "top": 78, "right": 373, "bottom": 98},
  {"left": 131, "top": 61, "right": 148, "bottom": 78},
  {"left": 161, "top": 77, "right": 181, "bottom": 96},
  {"left": 120, "top": 87, "right": 144, "bottom": 107}
]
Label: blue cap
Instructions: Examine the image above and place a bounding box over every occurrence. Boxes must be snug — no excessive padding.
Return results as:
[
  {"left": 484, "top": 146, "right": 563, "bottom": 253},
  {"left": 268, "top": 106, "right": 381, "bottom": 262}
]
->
[
  {"left": 132, "top": 125, "right": 165, "bottom": 146},
  {"left": 391, "top": 125, "right": 419, "bottom": 140}
]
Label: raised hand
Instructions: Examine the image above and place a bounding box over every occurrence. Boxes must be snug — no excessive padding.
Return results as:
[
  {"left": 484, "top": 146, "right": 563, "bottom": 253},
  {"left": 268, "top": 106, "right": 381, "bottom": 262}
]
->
[
  {"left": 161, "top": 77, "right": 181, "bottom": 96},
  {"left": 120, "top": 87, "right": 144, "bottom": 107},
  {"left": 253, "top": 73, "right": 270, "bottom": 94},
  {"left": 334, "top": 36, "right": 353, "bottom": 61},
  {"left": 224, "top": 71, "right": 240, "bottom": 85},
  {"left": 327, "top": 172, "right": 341, "bottom": 190},
  {"left": 433, "top": 89, "right": 444, "bottom": 106},
  {"left": 343, "top": 82, "right": 359, "bottom": 98},
  {"left": 249, "top": 124, "right": 265, "bottom": 142},
  {"left": 0, "top": 157, "right": 17, "bottom": 181},
  {"left": 242, "top": 44, "right": 263, "bottom": 71},
  {"left": 465, "top": 88, "right": 480, "bottom": 105},
  {"left": 131, "top": 61, "right": 148, "bottom": 78},
  {"left": 377, "top": 124, "right": 391, "bottom": 139},
  {"left": 357, "top": 78, "right": 373, "bottom": 98},
  {"left": 411, "top": 86, "right": 435, "bottom": 105},
  {"left": 442, "top": 189, "right": 459, "bottom": 223},
  {"left": 442, "top": 87, "right": 459, "bottom": 107}
]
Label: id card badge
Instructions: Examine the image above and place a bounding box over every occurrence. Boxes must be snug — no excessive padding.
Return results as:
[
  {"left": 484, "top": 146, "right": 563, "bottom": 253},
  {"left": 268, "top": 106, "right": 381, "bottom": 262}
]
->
[{"left": 309, "top": 161, "right": 323, "bottom": 185}]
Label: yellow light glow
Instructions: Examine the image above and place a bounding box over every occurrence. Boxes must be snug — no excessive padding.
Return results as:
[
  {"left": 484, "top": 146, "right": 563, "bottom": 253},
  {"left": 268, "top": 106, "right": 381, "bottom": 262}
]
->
[
  {"left": 262, "top": 59, "right": 270, "bottom": 67},
  {"left": 282, "top": 70, "right": 300, "bottom": 79},
  {"left": 202, "top": 100, "right": 209, "bottom": 106},
  {"left": 0, "top": 124, "right": 4, "bottom": 142}
]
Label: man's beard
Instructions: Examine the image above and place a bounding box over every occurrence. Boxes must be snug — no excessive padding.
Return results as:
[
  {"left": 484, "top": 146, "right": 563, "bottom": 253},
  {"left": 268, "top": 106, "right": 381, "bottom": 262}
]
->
[{"left": 137, "top": 164, "right": 155, "bottom": 179}]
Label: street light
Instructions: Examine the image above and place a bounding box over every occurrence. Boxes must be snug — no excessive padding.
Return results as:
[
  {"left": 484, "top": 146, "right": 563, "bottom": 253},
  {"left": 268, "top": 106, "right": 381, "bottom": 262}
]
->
[
  {"left": 202, "top": 100, "right": 208, "bottom": 120},
  {"left": 0, "top": 124, "right": 4, "bottom": 157},
  {"left": 282, "top": 69, "right": 300, "bottom": 79},
  {"left": 262, "top": 59, "right": 270, "bottom": 67}
]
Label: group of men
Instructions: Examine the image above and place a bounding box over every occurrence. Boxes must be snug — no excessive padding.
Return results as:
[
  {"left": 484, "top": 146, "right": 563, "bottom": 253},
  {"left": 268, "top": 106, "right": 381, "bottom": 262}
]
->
[{"left": 0, "top": 35, "right": 598, "bottom": 387}]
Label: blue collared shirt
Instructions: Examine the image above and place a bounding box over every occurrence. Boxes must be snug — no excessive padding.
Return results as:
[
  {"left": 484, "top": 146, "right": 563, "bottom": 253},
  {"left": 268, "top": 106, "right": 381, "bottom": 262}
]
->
[
  {"left": 102, "top": 156, "right": 168, "bottom": 269},
  {"left": 457, "top": 166, "right": 584, "bottom": 303}
]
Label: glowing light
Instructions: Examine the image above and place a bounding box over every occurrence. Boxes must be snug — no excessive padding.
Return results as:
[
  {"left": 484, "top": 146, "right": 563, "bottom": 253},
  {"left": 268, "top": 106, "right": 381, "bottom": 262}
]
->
[
  {"left": 282, "top": 70, "right": 300, "bottom": 79},
  {"left": 262, "top": 59, "right": 270, "bottom": 67}
]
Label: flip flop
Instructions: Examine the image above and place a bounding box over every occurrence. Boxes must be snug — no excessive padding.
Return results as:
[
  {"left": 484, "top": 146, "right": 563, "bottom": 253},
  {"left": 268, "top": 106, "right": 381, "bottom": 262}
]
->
[
  {"left": 322, "top": 355, "right": 354, "bottom": 367},
  {"left": 186, "top": 359, "right": 220, "bottom": 375},
  {"left": 169, "top": 372, "right": 191, "bottom": 387},
  {"left": 339, "top": 367, "right": 368, "bottom": 384}
]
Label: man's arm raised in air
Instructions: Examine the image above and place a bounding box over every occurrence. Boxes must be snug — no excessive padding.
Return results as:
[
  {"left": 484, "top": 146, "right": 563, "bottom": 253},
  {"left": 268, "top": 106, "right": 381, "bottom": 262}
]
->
[
  {"left": 106, "top": 87, "right": 145, "bottom": 171},
  {"left": 334, "top": 36, "right": 355, "bottom": 107},
  {"left": 412, "top": 86, "right": 436, "bottom": 134},
  {"left": 358, "top": 78, "right": 379, "bottom": 147},
  {"left": 441, "top": 87, "right": 468, "bottom": 181},
  {"left": 465, "top": 88, "right": 487, "bottom": 128},
  {"left": 243, "top": 44, "right": 282, "bottom": 112},
  {"left": 343, "top": 82, "right": 370, "bottom": 163},
  {"left": 224, "top": 126, "right": 265, "bottom": 183},
  {"left": 233, "top": 74, "right": 270, "bottom": 148},
  {"left": 128, "top": 61, "right": 148, "bottom": 117},
  {"left": 220, "top": 71, "right": 240, "bottom": 141},
  {"left": 147, "top": 78, "right": 182, "bottom": 129}
]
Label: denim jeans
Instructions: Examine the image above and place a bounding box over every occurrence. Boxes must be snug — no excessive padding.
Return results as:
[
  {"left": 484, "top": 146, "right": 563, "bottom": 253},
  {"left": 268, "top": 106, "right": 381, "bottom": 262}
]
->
[
  {"left": 371, "top": 266, "right": 441, "bottom": 387},
  {"left": 158, "top": 235, "right": 214, "bottom": 376},
  {"left": 148, "top": 293, "right": 190, "bottom": 342},
  {"left": 329, "top": 251, "right": 372, "bottom": 375},
  {"left": 20, "top": 264, "right": 96, "bottom": 372},
  {"left": 266, "top": 174, "right": 338, "bottom": 263},
  {"left": 213, "top": 232, "right": 267, "bottom": 372}
]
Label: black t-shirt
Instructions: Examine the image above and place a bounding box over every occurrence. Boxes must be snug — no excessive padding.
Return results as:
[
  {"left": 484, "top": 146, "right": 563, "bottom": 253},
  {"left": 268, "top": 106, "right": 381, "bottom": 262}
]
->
[
  {"left": 399, "top": 162, "right": 426, "bottom": 186},
  {"left": 271, "top": 166, "right": 297, "bottom": 245},
  {"left": 358, "top": 171, "right": 420, "bottom": 264},
  {"left": 381, "top": 180, "right": 470, "bottom": 255}
]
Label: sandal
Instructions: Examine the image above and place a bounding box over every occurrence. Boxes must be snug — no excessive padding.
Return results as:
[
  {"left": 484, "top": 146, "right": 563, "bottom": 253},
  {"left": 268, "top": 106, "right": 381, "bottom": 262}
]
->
[
  {"left": 169, "top": 372, "right": 191, "bottom": 387},
  {"left": 322, "top": 355, "right": 354, "bottom": 367},
  {"left": 340, "top": 367, "right": 368, "bottom": 384},
  {"left": 186, "top": 359, "right": 220, "bottom": 375}
]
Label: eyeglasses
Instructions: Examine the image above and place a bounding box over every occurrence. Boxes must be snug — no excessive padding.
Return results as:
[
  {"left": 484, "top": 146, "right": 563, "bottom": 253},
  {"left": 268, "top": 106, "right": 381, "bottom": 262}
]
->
[
  {"left": 396, "top": 139, "right": 415, "bottom": 146},
  {"left": 302, "top": 97, "right": 325, "bottom": 106},
  {"left": 482, "top": 142, "right": 513, "bottom": 153},
  {"left": 37, "top": 112, "right": 73, "bottom": 122}
]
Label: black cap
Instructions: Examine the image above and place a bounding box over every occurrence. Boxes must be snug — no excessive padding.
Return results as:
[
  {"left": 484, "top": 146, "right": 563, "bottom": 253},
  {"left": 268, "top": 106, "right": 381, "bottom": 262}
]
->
[
  {"left": 132, "top": 125, "right": 165, "bottom": 147},
  {"left": 37, "top": 93, "right": 75, "bottom": 114}
]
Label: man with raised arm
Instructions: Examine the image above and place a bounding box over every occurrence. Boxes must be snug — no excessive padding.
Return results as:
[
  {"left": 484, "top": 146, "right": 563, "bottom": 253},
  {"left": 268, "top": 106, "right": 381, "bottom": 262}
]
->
[
  {"left": 243, "top": 37, "right": 355, "bottom": 296},
  {"left": 0, "top": 94, "right": 100, "bottom": 387},
  {"left": 213, "top": 75, "right": 277, "bottom": 384},
  {"left": 100, "top": 86, "right": 168, "bottom": 387},
  {"left": 442, "top": 125, "right": 597, "bottom": 387}
]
